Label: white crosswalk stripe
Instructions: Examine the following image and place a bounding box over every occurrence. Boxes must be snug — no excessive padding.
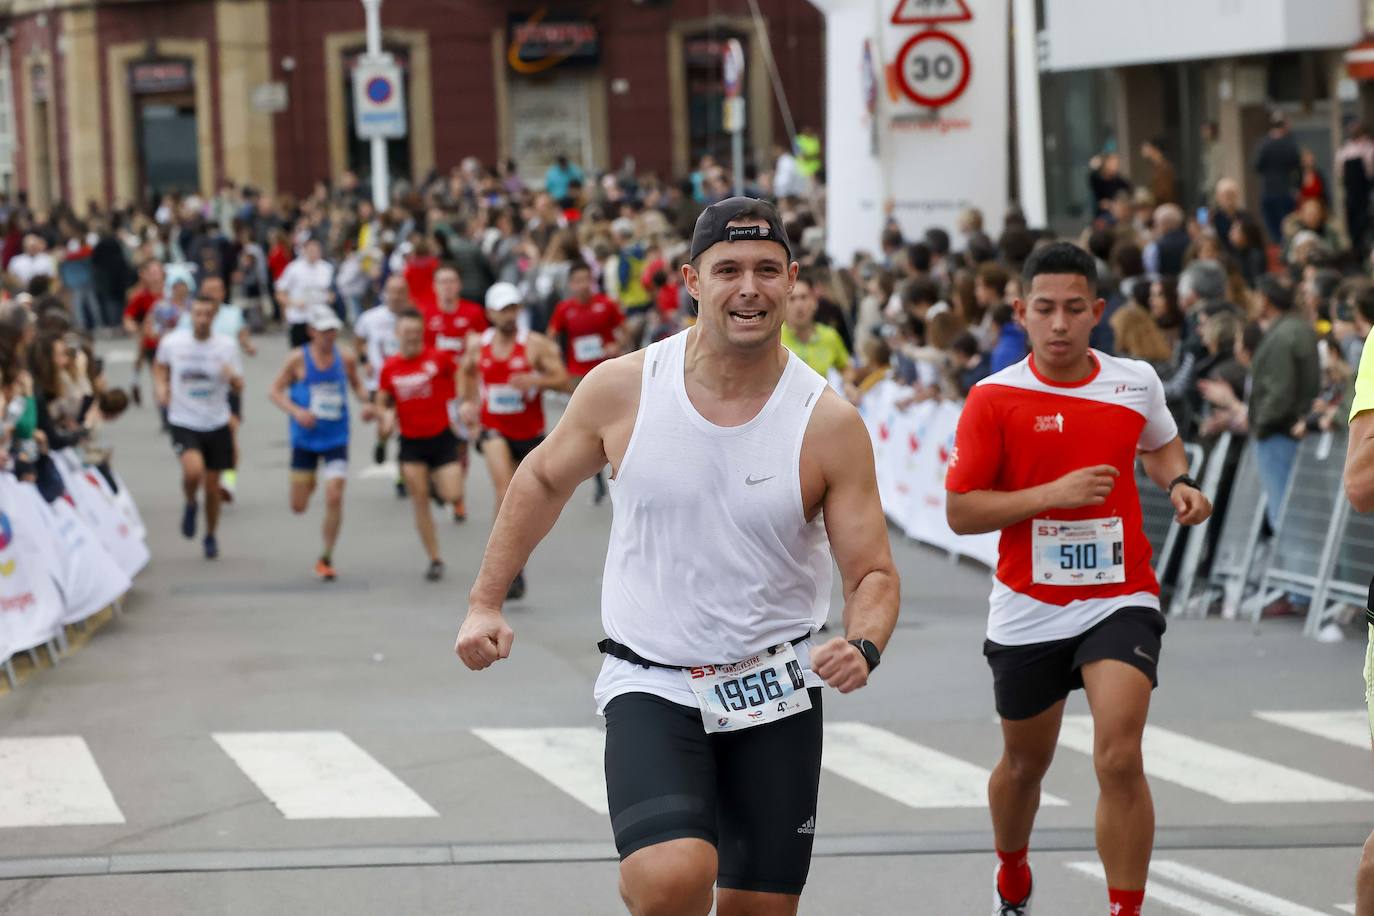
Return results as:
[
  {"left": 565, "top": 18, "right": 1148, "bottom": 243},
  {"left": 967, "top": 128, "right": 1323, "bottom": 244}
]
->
[
  {"left": 1067, "top": 861, "right": 1246, "bottom": 916},
  {"left": 1149, "top": 860, "right": 1331, "bottom": 916},
  {"left": 357, "top": 461, "right": 399, "bottom": 480},
  {"left": 823, "top": 721, "right": 1067, "bottom": 809},
  {"left": 1255, "top": 710, "right": 1371, "bottom": 750},
  {"left": 212, "top": 731, "right": 438, "bottom": 820},
  {"left": 0, "top": 736, "right": 125, "bottom": 827},
  {"left": 1057, "top": 715, "right": 1374, "bottom": 803},
  {"left": 472, "top": 727, "right": 609, "bottom": 814}
]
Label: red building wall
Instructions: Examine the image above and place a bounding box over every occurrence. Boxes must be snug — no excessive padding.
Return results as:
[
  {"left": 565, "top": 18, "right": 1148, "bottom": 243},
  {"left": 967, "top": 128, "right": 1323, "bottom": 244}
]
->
[
  {"left": 9, "top": 13, "right": 66, "bottom": 205},
  {"left": 96, "top": 1, "right": 223, "bottom": 202}
]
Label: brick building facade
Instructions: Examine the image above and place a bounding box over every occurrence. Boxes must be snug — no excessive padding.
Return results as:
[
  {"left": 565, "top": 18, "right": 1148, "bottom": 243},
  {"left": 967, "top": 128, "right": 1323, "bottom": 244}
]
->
[{"left": 0, "top": 0, "right": 825, "bottom": 210}]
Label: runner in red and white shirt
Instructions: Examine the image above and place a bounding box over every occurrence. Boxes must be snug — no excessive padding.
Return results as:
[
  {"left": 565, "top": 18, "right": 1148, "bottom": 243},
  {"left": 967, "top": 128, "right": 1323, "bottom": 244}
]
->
[
  {"left": 459, "top": 282, "right": 570, "bottom": 600},
  {"left": 423, "top": 264, "right": 488, "bottom": 521},
  {"left": 377, "top": 309, "right": 463, "bottom": 582},
  {"left": 546, "top": 261, "right": 624, "bottom": 505},
  {"left": 944, "top": 243, "right": 1211, "bottom": 916},
  {"left": 547, "top": 262, "right": 625, "bottom": 378},
  {"left": 122, "top": 259, "right": 165, "bottom": 406}
]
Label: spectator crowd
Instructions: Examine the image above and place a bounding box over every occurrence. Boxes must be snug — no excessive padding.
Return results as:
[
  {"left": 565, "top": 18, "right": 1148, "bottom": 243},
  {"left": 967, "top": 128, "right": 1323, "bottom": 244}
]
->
[{"left": 0, "top": 113, "right": 1367, "bottom": 623}]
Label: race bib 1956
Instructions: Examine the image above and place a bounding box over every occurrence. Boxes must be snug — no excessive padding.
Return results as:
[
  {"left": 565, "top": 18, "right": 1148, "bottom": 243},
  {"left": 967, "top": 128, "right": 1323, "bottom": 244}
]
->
[
  {"left": 1032, "top": 517, "right": 1126, "bottom": 586},
  {"left": 684, "top": 642, "right": 811, "bottom": 734}
]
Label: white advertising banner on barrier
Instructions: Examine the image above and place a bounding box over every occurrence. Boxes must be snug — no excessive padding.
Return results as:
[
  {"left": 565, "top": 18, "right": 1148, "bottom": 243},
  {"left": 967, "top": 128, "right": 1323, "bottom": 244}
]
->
[
  {"left": 0, "top": 476, "right": 64, "bottom": 660},
  {"left": 858, "top": 379, "right": 998, "bottom": 569},
  {"left": 812, "top": 0, "right": 1010, "bottom": 266},
  {"left": 53, "top": 450, "right": 150, "bottom": 580}
]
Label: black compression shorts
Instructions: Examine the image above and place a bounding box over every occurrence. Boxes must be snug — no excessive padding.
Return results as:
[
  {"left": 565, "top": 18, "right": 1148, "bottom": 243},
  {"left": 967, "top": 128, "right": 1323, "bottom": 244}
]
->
[
  {"left": 983, "top": 605, "right": 1166, "bottom": 721},
  {"left": 603, "top": 688, "right": 823, "bottom": 896}
]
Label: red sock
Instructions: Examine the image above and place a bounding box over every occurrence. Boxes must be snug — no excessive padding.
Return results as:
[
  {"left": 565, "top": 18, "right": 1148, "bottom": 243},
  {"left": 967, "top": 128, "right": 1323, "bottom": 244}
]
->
[
  {"left": 1108, "top": 887, "right": 1145, "bottom": 915},
  {"left": 996, "top": 846, "right": 1031, "bottom": 903}
]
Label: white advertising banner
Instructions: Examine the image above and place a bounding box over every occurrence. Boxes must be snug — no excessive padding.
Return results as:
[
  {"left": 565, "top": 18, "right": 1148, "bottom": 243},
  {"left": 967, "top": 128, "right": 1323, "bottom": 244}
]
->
[
  {"left": 0, "top": 476, "right": 64, "bottom": 661},
  {"left": 858, "top": 379, "right": 998, "bottom": 569},
  {"left": 812, "top": 0, "right": 1010, "bottom": 266},
  {"left": 52, "top": 450, "right": 150, "bottom": 580},
  {"left": 0, "top": 459, "right": 149, "bottom": 666}
]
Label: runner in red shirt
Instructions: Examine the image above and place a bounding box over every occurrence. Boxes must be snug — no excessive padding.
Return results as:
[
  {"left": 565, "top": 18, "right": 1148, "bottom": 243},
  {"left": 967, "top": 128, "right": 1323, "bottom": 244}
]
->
[
  {"left": 944, "top": 243, "right": 1211, "bottom": 916},
  {"left": 547, "top": 262, "right": 624, "bottom": 378},
  {"left": 404, "top": 238, "right": 440, "bottom": 312},
  {"left": 547, "top": 261, "right": 623, "bottom": 504},
  {"left": 377, "top": 309, "right": 464, "bottom": 582},
  {"left": 122, "top": 259, "right": 165, "bottom": 406},
  {"left": 423, "top": 264, "right": 488, "bottom": 521},
  {"left": 459, "top": 282, "right": 569, "bottom": 599}
]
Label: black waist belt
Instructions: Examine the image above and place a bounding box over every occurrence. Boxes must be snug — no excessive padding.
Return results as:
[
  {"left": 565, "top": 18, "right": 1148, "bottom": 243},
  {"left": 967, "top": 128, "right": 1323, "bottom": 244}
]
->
[{"left": 597, "top": 634, "right": 812, "bottom": 671}]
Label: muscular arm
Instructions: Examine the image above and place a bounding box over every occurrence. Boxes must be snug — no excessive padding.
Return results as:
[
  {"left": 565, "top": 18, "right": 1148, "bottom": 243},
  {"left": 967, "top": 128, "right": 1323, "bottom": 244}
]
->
[
  {"left": 267, "top": 353, "right": 303, "bottom": 417},
  {"left": 946, "top": 485, "right": 1066, "bottom": 537},
  {"left": 530, "top": 333, "right": 574, "bottom": 393},
  {"left": 153, "top": 360, "right": 171, "bottom": 408},
  {"left": 814, "top": 395, "right": 899, "bottom": 652},
  {"left": 343, "top": 352, "right": 370, "bottom": 403},
  {"left": 1348, "top": 411, "right": 1374, "bottom": 512},
  {"left": 1138, "top": 435, "right": 1190, "bottom": 491},
  {"left": 1139, "top": 435, "right": 1211, "bottom": 525}
]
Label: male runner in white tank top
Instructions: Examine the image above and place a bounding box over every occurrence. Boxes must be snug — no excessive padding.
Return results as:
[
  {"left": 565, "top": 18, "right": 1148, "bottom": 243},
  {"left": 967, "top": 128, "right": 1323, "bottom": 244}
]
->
[{"left": 456, "top": 197, "right": 900, "bottom": 916}]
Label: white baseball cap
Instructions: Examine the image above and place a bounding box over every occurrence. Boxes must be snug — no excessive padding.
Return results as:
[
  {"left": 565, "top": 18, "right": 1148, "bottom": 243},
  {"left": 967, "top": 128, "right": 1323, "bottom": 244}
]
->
[
  {"left": 309, "top": 304, "right": 343, "bottom": 332},
  {"left": 485, "top": 282, "right": 522, "bottom": 311}
]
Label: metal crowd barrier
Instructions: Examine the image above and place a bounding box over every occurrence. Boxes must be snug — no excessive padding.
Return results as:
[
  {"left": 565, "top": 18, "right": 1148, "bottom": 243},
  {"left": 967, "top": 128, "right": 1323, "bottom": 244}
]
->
[
  {"left": 1251, "top": 430, "right": 1348, "bottom": 625},
  {"left": 1165, "top": 428, "right": 1371, "bottom": 639},
  {"left": 1169, "top": 433, "right": 1268, "bottom": 619},
  {"left": 1137, "top": 443, "right": 1204, "bottom": 585}
]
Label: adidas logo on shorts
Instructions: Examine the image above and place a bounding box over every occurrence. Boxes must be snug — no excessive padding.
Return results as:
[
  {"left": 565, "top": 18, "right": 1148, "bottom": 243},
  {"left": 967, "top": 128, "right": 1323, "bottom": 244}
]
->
[{"left": 796, "top": 815, "right": 816, "bottom": 835}]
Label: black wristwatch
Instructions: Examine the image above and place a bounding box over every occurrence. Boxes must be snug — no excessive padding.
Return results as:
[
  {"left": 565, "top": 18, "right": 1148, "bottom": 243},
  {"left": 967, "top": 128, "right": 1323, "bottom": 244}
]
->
[
  {"left": 848, "top": 638, "right": 881, "bottom": 672},
  {"left": 1168, "top": 474, "right": 1201, "bottom": 495}
]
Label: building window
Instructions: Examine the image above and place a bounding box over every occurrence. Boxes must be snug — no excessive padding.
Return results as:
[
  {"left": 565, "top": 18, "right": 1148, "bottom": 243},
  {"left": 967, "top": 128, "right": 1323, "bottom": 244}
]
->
[
  {"left": 684, "top": 33, "right": 749, "bottom": 169},
  {"left": 129, "top": 57, "right": 199, "bottom": 203},
  {"left": 343, "top": 48, "right": 412, "bottom": 184}
]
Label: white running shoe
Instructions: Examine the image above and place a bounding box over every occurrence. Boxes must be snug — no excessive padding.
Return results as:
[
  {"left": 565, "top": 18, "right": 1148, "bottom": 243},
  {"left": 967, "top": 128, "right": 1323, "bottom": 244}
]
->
[{"left": 992, "top": 865, "right": 1033, "bottom": 915}]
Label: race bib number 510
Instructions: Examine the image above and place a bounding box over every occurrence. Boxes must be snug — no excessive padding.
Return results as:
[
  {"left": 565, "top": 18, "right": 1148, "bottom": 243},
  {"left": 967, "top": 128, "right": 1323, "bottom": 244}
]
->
[
  {"left": 1032, "top": 517, "right": 1126, "bottom": 586},
  {"left": 684, "top": 643, "right": 811, "bottom": 734}
]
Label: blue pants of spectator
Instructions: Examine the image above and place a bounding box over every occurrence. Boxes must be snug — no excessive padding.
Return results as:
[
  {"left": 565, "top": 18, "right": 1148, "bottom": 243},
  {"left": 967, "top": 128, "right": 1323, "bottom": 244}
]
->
[
  {"left": 1255, "top": 434, "right": 1299, "bottom": 530},
  {"left": 1260, "top": 193, "right": 1295, "bottom": 245},
  {"left": 70, "top": 286, "right": 102, "bottom": 331}
]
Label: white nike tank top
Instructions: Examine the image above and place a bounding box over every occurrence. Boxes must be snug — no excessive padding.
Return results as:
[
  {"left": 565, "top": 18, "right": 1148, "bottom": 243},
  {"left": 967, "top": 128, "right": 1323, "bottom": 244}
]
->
[{"left": 593, "top": 328, "right": 833, "bottom": 712}]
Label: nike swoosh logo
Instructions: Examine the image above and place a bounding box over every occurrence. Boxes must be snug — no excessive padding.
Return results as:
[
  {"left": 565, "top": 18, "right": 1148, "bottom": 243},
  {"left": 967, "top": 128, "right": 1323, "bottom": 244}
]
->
[
  {"left": 745, "top": 475, "right": 775, "bottom": 486},
  {"left": 1133, "top": 646, "right": 1156, "bottom": 665}
]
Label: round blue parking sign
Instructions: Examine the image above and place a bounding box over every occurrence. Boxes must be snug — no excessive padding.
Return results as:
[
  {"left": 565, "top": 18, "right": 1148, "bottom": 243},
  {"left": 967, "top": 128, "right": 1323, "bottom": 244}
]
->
[{"left": 366, "top": 76, "right": 392, "bottom": 104}]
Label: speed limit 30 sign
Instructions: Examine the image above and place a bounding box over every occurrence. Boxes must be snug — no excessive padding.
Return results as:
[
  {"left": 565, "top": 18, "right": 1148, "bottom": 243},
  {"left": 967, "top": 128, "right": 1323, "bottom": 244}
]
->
[{"left": 894, "top": 30, "right": 971, "bottom": 108}]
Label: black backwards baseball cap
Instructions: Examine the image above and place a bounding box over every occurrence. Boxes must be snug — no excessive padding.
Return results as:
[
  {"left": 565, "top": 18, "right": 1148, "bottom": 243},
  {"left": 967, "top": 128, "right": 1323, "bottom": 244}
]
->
[{"left": 689, "top": 196, "right": 794, "bottom": 263}]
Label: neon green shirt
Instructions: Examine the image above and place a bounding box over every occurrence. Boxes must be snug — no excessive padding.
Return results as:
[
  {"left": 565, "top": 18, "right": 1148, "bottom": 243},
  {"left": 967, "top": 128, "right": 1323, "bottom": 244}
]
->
[
  {"left": 1352, "top": 337, "right": 1374, "bottom": 422},
  {"left": 782, "top": 323, "right": 849, "bottom": 378}
]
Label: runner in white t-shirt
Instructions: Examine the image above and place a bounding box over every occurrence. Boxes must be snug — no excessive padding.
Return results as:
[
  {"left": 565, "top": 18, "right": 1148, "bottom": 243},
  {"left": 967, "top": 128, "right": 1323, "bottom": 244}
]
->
[
  {"left": 354, "top": 274, "right": 408, "bottom": 469},
  {"left": 154, "top": 296, "right": 244, "bottom": 560},
  {"left": 274, "top": 238, "right": 335, "bottom": 348},
  {"left": 178, "top": 276, "right": 256, "bottom": 503}
]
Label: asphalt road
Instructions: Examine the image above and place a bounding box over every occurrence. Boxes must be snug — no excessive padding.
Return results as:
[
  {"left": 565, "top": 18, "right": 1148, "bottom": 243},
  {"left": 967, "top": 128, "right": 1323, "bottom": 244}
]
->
[{"left": 0, "top": 331, "right": 1370, "bottom": 915}]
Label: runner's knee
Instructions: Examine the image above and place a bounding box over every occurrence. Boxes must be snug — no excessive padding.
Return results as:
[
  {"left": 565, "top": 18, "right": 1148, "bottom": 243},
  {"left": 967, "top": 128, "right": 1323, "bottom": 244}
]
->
[
  {"left": 1093, "top": 737, "right": 1145, "bottom": 790},
  {"left": 1002, "top": 745, "right": 1055, "bottom": 786},
  {"left": 619, "top": 841, "right": 716, "bottom": 916}
]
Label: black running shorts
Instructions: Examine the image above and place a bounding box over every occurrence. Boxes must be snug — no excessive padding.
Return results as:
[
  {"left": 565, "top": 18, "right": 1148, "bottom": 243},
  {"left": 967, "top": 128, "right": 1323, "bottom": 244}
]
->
[
  {"left": 169, "top": 424, "right": 234, "bottom": 472},
  {"left": 475, "top": 429, "right": 544, "bottom": 465},
  {"left": 398, "top": 429, "right": 460, "bottom": 469},
  {"left": 984, "top": 606, "right": 1166, "bottom": 721},
  {"left": 603, "top": 688, "right": 823, "bottom": 896}
]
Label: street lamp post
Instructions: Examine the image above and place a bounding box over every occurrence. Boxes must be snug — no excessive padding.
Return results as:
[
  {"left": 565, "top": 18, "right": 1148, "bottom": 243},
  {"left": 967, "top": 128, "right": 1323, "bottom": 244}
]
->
[{"left": 360, "top": 0, "right": 389, "bottom": 210}]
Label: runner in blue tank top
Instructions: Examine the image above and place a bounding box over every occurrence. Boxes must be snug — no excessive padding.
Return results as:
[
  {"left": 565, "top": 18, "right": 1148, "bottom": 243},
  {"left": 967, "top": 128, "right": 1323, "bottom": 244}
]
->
[{"left": 268, "top": 305, "right": 374, "bottom": 580}]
